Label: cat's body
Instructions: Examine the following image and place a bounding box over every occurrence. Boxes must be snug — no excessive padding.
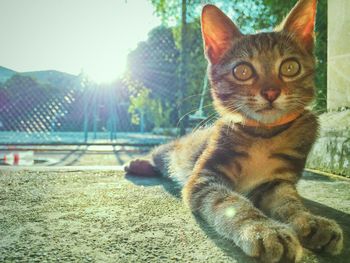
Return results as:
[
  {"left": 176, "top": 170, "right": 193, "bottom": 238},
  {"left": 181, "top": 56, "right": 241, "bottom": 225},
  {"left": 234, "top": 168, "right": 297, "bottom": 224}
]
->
[
  {"left": 148, "top": 110, "right": 316, "bottom": 191},
  {"left": 125, "top": 1, "right": 343, "bottom": 262}
]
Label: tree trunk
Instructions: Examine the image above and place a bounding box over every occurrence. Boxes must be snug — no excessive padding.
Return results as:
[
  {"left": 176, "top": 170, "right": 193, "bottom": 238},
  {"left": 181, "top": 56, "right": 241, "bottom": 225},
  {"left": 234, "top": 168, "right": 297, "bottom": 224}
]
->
[{"left": 178, "top": 0, "right": 188, "bottom": 136}]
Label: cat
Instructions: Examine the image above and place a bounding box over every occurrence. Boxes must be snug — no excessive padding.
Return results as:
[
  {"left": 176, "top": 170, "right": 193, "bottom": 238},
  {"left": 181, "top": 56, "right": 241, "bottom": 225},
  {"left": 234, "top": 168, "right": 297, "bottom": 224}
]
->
[{"left": 125, "top": 0, "right": 343, "bottom": 262}]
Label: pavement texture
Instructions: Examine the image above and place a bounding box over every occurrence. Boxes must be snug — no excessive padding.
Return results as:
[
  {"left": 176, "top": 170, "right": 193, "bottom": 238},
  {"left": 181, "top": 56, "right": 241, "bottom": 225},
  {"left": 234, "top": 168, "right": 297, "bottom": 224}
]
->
[
  {"left": 0, "top": 146, "right": 148, "bottom": 166},
  {"left": 0, "top": 169, "right": 349, "bottom": 263}
]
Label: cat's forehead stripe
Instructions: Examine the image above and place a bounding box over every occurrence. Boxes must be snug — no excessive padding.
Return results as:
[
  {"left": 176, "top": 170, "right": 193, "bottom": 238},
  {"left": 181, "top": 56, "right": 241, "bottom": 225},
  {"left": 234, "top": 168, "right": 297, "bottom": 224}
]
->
[{"left": 227, "top": 32, "right": 304, "bottom": 61}]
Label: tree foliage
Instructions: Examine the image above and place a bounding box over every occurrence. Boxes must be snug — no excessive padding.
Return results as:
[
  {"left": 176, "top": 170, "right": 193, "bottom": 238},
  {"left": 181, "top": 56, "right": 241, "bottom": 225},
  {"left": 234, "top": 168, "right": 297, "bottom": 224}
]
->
[
  {"left": 128, "top": 86, "right": 172, "bottom": 129},
  {"left": 127, "top": 26, "right": 179, "bottom": 103}
]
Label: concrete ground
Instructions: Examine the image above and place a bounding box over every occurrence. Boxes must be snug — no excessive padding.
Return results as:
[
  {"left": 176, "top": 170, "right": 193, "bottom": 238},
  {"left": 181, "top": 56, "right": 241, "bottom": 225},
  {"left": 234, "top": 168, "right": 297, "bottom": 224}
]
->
[
  {"left": 0, "top": 168, "right": 349, "bottom": 263},
  {"left": 0, "top": 146, "right": 149, "bottom": 166}
]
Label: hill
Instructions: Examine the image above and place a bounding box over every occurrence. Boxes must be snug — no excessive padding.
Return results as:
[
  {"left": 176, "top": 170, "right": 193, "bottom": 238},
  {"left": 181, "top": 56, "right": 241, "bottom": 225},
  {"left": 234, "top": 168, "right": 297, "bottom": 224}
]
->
[
  {"left": 21, "top": 70, "right": 78, "bottom": 87},
  {"left": 0, "top": 66, "right": 16, "bottom": 83},
  {"left": 0, "top": 66, "right": 78, "bottom": 87}
]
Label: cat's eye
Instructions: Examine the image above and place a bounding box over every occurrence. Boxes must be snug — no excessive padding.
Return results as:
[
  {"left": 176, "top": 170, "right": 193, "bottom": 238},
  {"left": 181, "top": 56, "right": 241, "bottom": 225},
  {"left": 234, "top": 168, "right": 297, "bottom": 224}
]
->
[
  {"left": 280, "top": 59, "right": 301, "bottom": 77},
  {"left": 232, "top": 63, "right": 254, "bottom": 81}
]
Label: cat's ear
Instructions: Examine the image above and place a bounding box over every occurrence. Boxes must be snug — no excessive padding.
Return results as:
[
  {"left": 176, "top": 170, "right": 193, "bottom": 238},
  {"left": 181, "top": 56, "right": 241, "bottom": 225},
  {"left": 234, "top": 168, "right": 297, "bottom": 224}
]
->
[
  {"left": 277, "top": 0, "right": 317, "bottom": 51},
  {"left": 201, "top": 5, "right": 242, "bottom": 64}
]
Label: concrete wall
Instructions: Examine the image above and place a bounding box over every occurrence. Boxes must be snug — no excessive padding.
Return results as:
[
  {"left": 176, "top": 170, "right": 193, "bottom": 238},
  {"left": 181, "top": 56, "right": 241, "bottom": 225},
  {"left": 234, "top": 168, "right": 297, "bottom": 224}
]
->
[
  {"left": 306, "top": 110, "right": 350, "bottom": 177},
  {"left": 306, "top": 0, "right": 350, "bottom": 176},
  {"left": 327, "top": 0, "right": 350, "bottom": 110}
]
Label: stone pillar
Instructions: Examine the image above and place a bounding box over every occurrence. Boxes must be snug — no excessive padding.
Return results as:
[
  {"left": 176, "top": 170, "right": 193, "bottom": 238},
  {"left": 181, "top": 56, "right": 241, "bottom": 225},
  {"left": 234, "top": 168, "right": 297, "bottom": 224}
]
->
[
  {"left": 306, "top": 0, "right": 350, "bottom": 177},
  {"left": 327, "top": 0, "right": 350, "bottom": 110}
]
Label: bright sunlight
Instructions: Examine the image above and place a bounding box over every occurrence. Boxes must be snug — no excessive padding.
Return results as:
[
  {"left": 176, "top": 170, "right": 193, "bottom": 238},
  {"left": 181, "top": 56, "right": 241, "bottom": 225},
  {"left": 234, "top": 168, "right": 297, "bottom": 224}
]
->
[{"left": 0, "top": 0, "right": 160, "bottom": 84}]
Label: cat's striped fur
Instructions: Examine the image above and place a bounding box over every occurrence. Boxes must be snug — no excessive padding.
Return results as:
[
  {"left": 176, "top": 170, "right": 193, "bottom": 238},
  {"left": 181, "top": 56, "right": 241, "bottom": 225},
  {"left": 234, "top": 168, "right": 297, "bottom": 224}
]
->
[{"left": 125, "top": 0, "right": 343, "bottom": 262}]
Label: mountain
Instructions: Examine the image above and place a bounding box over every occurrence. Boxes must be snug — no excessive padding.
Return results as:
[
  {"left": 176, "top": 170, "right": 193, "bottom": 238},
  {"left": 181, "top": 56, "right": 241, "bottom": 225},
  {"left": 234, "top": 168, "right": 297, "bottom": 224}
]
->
[
  {"left": 21, "top": 70, "right": 78, "bottom": 87},
  {"left": 0, "top": 66, "right": 17, "bottom": 83},
  {"left": 0, "top": 66, "right": 78, "bottom": 87}
]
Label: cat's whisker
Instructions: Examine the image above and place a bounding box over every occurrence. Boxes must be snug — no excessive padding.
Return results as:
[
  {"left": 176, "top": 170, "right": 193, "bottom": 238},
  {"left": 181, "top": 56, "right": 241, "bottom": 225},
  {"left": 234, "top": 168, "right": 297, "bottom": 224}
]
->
[
  {"left": 179, "top": 93, "right": 208, "bottom": 104},
  {"left": 192, "top": 112, "right": 219, "bottom": 132},
  {"left": 177, "top": 104, "right": 214, "bottom": 128}
]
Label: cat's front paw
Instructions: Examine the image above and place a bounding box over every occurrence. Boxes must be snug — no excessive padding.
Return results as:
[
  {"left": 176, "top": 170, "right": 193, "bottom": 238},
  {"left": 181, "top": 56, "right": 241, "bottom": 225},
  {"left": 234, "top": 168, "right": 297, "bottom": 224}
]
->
[
  {"left": 290, "top": 212, "right": 343, "bottom": 255},
  {"left": 124, "top": 159, "right": 158, "bottom": 177},
  {"left": 237, "top": 220, "right": 303, "bottom": 263}
]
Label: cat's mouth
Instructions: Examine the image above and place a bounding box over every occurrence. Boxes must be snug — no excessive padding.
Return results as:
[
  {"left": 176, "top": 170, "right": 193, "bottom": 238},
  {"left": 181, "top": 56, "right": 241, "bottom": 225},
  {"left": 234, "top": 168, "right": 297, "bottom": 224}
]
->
[{"left": 256, "top": 105, "right": 277, "bottom": 114}]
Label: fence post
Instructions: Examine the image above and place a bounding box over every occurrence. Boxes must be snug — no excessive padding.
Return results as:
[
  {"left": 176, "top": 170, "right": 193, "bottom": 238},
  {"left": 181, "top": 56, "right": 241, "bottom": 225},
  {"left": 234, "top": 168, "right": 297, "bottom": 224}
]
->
[
  {"left": 83, "top": 92, "right": 89, "bottom": 142},
  {"left": 92, "top": 93, "right": 98, "bottom": 139},
  {"left": 140, "top": 111, "right": 145, "bottom": 133},
  {"left": 178, "top": 0, "right": 188, "bottom": 136}
]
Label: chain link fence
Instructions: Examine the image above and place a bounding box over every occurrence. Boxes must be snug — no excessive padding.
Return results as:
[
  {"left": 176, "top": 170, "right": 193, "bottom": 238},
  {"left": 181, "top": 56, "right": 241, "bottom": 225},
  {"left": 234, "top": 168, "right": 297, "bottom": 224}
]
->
[{"left": 0, "top": 0, "right": 327, "bottom": 146}]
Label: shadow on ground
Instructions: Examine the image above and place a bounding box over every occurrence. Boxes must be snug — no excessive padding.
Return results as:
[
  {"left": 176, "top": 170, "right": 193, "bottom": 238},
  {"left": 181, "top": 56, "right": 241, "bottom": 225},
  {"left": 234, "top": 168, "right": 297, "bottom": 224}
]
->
[
  {"left": 125, "top": 171, "right": 350, "bottom": 263},
  {"left": 125, "top": 173, "right": 181, "bottom": 198},
  {"left": 303, "top": 199, "right": 350, "bottom": 263}
]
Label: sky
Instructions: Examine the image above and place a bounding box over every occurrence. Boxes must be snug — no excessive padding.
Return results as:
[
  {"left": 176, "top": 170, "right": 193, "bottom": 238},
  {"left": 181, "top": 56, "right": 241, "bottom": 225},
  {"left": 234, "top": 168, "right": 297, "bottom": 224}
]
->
[{"left": 0, "top": 0, "right": 160, "bottom": 83}]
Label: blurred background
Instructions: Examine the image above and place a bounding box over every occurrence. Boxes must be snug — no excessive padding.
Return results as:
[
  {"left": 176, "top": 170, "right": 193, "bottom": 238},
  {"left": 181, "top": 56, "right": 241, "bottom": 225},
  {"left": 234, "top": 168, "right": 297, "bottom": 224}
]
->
[
  {"left": 0, "top": 0, "right": 348, "bottom": 176},
  {"left": 0, "top": 0, "right": 328, "bottom": 141}
]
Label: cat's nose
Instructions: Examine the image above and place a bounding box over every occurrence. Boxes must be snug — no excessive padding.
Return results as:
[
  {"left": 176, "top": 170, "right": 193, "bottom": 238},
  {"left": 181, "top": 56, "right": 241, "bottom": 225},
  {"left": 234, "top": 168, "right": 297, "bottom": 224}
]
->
[{"left": 261, "top": 88, "right": 281, "bottom": 102}]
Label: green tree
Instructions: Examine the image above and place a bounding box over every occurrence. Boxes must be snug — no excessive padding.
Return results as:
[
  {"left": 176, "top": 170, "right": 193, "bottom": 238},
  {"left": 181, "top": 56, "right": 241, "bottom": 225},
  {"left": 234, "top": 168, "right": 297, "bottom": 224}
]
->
[
  {"left": 0, "top": 75, "right": 52, "bottom": 131},
  {"left": 127, "top": 26, "right": 179, "bottom": 104},
  {"left": 128, "top": 87, "right": 172, "bottom": 131}
]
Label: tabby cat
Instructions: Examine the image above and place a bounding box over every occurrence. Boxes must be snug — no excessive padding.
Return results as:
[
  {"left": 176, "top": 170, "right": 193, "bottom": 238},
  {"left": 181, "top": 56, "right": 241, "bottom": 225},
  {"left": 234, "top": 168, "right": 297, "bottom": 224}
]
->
[{"left": 125, "top": 0, "right": 343, "bottom": 262}]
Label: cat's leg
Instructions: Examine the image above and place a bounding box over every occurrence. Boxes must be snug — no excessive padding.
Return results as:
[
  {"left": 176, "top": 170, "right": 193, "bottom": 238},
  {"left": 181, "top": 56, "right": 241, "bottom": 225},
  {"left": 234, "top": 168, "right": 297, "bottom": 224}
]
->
[
  {"left": 125, "top": 128, "right": 210, "bottom": 178},
  {"left": 252, "top": 180, "right": 343, "bottom": 255},
  {"left": 124, "top": 158, "right": 158, "bottom": 176},
  {"left": 124, "top": 142, "right": 174, "bottom": 177},
  {"left": 183, "top": 171, "right": 303, "bottom": 263}
]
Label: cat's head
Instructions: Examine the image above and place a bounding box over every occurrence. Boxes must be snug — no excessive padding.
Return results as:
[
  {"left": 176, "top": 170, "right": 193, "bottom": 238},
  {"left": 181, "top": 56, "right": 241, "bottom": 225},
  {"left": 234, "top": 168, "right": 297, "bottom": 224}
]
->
[{"left": 201, "top": 0, "right": 317, "bottom": 125}]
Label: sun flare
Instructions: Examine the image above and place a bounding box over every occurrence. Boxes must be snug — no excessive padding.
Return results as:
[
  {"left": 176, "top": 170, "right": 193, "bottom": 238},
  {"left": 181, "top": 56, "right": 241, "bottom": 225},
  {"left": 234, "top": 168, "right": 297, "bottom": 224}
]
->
[
  {"left": 83, "top": 57, "right": 127, "bottom": 84},
  {"left": 0, "top": 0, "right": 160, "bottom": 83}
]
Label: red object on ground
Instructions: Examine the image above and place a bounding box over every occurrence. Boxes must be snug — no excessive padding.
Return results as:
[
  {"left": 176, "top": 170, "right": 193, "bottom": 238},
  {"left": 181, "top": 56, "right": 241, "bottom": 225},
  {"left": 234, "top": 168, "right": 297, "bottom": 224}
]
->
[{"left": 14, "top": 153, "right": 19, "bottom": 165}]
